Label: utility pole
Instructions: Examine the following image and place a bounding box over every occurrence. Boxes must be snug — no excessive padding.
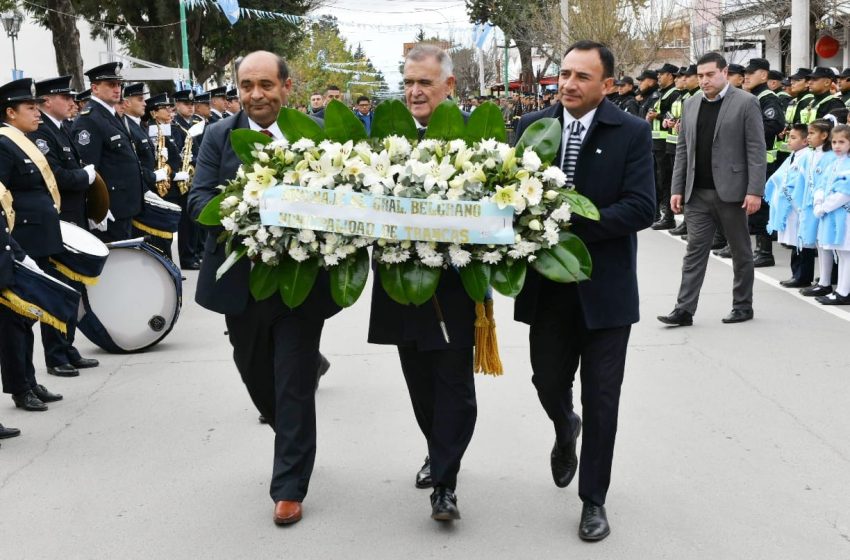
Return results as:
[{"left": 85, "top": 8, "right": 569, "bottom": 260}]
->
[
  {"left": 179, "top": 0, "right": 190, "bottom": 81},
  {"left": 790, "top": 0, "right": 810, "bottom": 71},
  {"left": 560, "top": 0, "right": 569, "bottom": 53}
]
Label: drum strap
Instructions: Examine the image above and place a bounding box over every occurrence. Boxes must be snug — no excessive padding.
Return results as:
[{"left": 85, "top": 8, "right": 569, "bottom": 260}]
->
[
  {"left": 0, "top": 182, "right": 14, "bottom": 232},
  {"left": 0, "top": 127, "right": 61, "bottom": 213},
  {"left": 0, "top": 289, "right": 68, "bottom": 335},
  {"left": 47, "top": 258, "right": 100, "bottom": 285},
  {"left": 131, "top": 219, "right": 174, "bottom": 239}
]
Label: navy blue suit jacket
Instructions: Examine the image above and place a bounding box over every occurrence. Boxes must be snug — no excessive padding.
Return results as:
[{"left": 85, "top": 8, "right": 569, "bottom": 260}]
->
[
  {"left": 187, "top": 111, "right": 339, "bottom": 319},
  {"left": 513, "top": 98, "right": 656, "bottom": 329}
]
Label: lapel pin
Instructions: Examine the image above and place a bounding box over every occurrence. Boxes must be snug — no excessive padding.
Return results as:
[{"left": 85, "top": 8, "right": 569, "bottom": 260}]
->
[{"left": 595, "top": 148, "right": 602, "bottom": 154}]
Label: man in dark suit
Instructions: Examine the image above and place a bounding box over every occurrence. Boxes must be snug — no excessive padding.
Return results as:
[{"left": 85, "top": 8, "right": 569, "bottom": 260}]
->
[
  {"left": 27, "top": 75, "right": 100, "bottom": 377},
  {"left": 659, "top": 52, "right": 766, "bottom": 327},
  {"left": 513, "top": 41, "right": 655, "bottom": 541},
  {"left": 72, "top": 63, "right": 144, "bottom": 242},
  {"left": 187, "top": 51, "right": 339, "bottom": 527},
  {"left": 367, "top": 44, "right": 478, "bottom": 523}
]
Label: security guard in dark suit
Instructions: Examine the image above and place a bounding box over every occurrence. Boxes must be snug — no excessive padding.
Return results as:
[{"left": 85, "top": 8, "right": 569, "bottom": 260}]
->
[
  {"left": 645, "top": 63, "right": 682, "bottom": 230},
  {"left": 744, "top": 58, "right": 786, "bottom": 268},
  {"left": 72, "top": 63, "right": 144, "bottom": 241},
  {"left": 0, "top": 78, "right": 65, "bottom": 410},
  {"left": 26, "top": 76, "right": 101, "bottom": 375},
  {"left": 0, "top": 189, "right": 24, "bottom": 443},
  {"left": 207, "top": 86, "right": 228, "bottom": 123}
]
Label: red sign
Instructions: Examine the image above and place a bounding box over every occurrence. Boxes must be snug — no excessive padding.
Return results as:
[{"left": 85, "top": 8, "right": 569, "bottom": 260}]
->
[{"left": 816, "top": 35, "right": 840, "bottom": 59}]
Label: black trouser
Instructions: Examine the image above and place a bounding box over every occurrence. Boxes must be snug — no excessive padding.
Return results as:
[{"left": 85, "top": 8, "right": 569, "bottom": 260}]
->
[
  {"left": 93, "top": 217, "right": 133, "bottom": 243},
  {"left": 397, "top": 346, "right": 477, "bottom": 490},
  {"left": 177, "top": 195, "right": 199, "bottom": 266},
  {"left": 0, "top": 306, "right": 37, "bottom": 395},
  {"left": 528, "top": 284, "right": 631, "bottom": 507},
  {"left": 653, "top": 149, "right": 673, "bottom": 218},
  {"left": 142, "top": 233, "right": 173, "bottom": 261},
  {"left": 791, "top": 247, "right": 816, "bottom": 283},
  {"left": 36, "top": 257, "right": 82, "bottom": 368},
  {"left": 225, "top": 296, "right": 325, "bottom": 503}
]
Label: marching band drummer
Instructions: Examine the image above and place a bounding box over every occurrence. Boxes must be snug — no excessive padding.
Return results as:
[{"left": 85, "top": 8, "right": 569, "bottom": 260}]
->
[
  {"left": 25, "top": 75, "right": 101, "bottom": 377},
  {"left": 0, "top": 78, "right": 65, "bottom": 410},
  {"left": 144, "top": 92, "right": 190, "bottom": 260}
]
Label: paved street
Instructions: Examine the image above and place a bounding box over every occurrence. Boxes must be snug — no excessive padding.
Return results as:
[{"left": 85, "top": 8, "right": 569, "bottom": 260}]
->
[{"left": 1, "top": 227, "right": 849, "bottom": 560}]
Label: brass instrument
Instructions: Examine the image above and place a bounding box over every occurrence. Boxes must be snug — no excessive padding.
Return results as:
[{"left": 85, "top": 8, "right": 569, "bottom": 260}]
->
[
  {"left": 177, "top": 130, "right": 194, "bottom": 195},
  {"left": 155, "top": 122, "right": 172, "bottom": 197}
]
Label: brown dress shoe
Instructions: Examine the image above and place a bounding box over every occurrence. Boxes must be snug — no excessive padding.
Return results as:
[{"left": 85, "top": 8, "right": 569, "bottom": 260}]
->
[{"left": 273, "top": 501, "right": 302, "bottom": 525}]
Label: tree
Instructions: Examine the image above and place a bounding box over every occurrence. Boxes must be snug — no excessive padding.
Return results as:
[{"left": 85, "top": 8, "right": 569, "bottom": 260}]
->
[
  {"left": 466, "top": 0, "right": 557, "bottom": 90},
  {"left": 452, "top": 46, "right": 498, "bottom": 96},
  {"left": 23, "top": 0, "right": 317, "bottom": 85}
]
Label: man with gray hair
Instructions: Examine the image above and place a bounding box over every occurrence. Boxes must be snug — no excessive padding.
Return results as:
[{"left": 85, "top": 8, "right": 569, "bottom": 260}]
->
[{"left": 367, "top": 44, "right": 478, "bottom": 523}]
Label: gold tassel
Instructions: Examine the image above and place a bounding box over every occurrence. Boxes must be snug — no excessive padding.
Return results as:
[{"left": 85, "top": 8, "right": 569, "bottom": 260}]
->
[
  {"left": 473, "top": 299, "right": 503, "bottom": 376},
  {"left": 48, "top": 258, "right": 100, "bottom": 286},
  {"left": 131, "top": 220, "right": 174, "bottom": 239},
  {"left": 0, "top": 290, "right": 68, "bottom": 335}
]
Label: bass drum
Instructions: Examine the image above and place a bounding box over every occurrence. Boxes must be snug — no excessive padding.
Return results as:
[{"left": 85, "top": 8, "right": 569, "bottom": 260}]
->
[{"left": 78, "top": 240, "right": 182, "bottom": 353}]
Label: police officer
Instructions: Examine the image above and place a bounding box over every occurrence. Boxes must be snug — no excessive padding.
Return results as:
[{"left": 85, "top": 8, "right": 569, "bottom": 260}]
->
[
  {"left": 193, "top": 91, "right": 212, "bottom": 125},
  {"left": 666, "top": 65, "right": 699, "bottom": 237},
  {"left": 0, "top": 78, "right": 65, "bottom": 410},
  {"left": 614, "top": 76, "right": 639, "bottom": 115},
  {"left": 784, "top": 68, "right": 814, "bottom": 127},
  {"left": 768, "top": 70, "right": 792, "bottom": 109},
  {"left": 645, "top": 63, "right": 681, "bottom": 230},
  {"left": 225, "top": 87, "right": 240, "bottom": 116},
  {"left": 0, "top": 183, "right": 23, "bottom": 443},
  {"left": 635, "top": 69, "right": 659, "bottom": 118},
  {"left": 208, "top": 86, "right": 228, "bottom": 123},
  {"left": 27, "top": 75, "right": 101, "bottom": 376},
  {"left": 838, "top": 68, "right": 850, "bottom": 106},
  {"left": 727, "top": 63, "right": 745, "bottom": 88},
  {"left": 743, "top": 58, "right": 785, "bottom": 268},
  {"left": 172, "top": 89, "right": 202, "bottom": 269},
  {"left": 121, "top": 82, "right": 168, "bottom": 199},
  {"left": 72, "top": 63, "right": 145, "bottom": 241},
  {"left": 801, "top": 67, "right": 844, "bottom": 124},
  {"left": 74, "top": 89, "right": 90, "bottom": 116}
]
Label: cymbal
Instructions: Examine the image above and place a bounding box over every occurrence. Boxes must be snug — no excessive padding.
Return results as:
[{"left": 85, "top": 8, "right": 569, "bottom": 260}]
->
[{"left": 86, "top": 172, "right": 110, "bottom": 223}]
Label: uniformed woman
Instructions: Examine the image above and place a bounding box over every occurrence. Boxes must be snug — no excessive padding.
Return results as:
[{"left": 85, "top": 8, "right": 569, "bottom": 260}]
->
[{"left": 0, "top": 78, "right": 65, "bottom": 411}]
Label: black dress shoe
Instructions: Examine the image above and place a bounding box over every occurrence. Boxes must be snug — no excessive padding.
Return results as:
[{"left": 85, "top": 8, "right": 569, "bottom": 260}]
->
[
  {"left": 713, "top": 245, "right": 732, "bottom": 258},
  {"left": 657, "top": 308, "right": 693, "bottom": 326},
  {"left": 800, "top": 284, "right": 832, "bottom": 297},
  {"left": 47, "top": 364, "right": 79, "bottom": 377},
  {"left": 779, "top": 278, "right": 811, "bottom": 288},
  {"left": 12, "top": 390, "right": 48, "bottom": 411},
  {"left": 816, "top": 292, "right": 850, "bottom": 305},
  {"left": 579, "top": 502, "right": 610, "bottom": 542},
  {"left": 650, "top": 218, "right": 675, "bottom": 230},
  {"left": 430, "top": 486, "right": 460, "bottom": 521},
  {"left": 415, "top": 456, "right": 432, "bottom": 489},
  {"left": 72, "top": 357, "right": 99, "bottom": 369},
  {"left": 721, "top": 308, "right": 753, "bottom": 323},
  {"left": 0, "top": 424, "right": 21, "bottom": 439},
  {"left": 33, "top": 384, "right": 63, "bottom": 403},
  {"left": 315, "top": 353, "right": 330, "bottom": 390},
  {"left": 680, "top": 234, "right": 688, "bottom": 242},
  {"left": 753, "top": 252, "right": 775, "bottom": 267},
  {"left": 181, "top": 261, "right": 201, "bottom": 271},
  {"left": 668, "top": 222, "right": 687, "bottom": 236},
  {"left": 551, "top": 418, "right": 581, "bottom": 488}
]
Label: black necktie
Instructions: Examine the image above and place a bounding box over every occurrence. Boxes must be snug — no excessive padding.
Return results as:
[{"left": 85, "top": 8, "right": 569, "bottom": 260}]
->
[
  {"left": 417, "top": 127, "right": 426, "bottom": 140},
  {"left": 561, "top": 120, "right": 583, "bottom": 184}
]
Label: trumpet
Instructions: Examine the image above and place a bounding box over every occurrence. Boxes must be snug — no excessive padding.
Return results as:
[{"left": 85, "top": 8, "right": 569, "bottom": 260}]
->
[
  {"left": 155, "top": 122, "right": 171, "bottom": 198},
  {"left": 177, "top": 132, "right": 194, "bottom": 195}
]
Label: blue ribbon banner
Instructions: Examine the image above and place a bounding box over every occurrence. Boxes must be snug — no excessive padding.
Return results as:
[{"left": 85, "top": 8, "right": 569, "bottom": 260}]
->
[{"left": 259, "top": 185, "right": 515, "bottom": 245}]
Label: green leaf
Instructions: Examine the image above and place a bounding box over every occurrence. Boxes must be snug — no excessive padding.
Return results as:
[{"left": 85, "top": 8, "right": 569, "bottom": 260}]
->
[
  {"left": 562, "top": 190, "right": 600, "bottom": 221},
  {"left": 323, "top": 99, "right": 367, "bottom": 144},
  {"left": 215, "top": 247, "right": 246, "bottom": 281},
  {"left": 371, "top": 99, "right": 417, "bottom": 141},
  {"left": 465, "top": 102, "right": 507, "bottom": 144},
  {"left": 249, "top": 262, "right": 282, "bottom": 301},
  {"left": 329, "top": 248, "right": 370, "bottom": 308},
  {"left": 278, "top": 256, "right": 320, "bottom": 308},
  {"left": 230, "top": 128, "right": 272, "bottom": 165},
  {"left": 531, "top": 234, "right": 593, "bottom": 283},
  {"left": 197, "top": 192, "right": 224, "bottom": 226},
  {"left": 378, "top": 263, "right": 410, "bottom": 305},
  {"left": 515, "top": 118, "right": 562, "bottom": 164},
  {"left": 277, "top": 107, "right": 326, "bottom": 144},
  {"left": 458, "top": 261, "right": 491, "bottom": 302},
  {"left": 402, "top": 261, "right": 441, "bottom": 306},
  {"left": 491, "top": 259, "right": 527, "bottom": 297},
  {"left": 424, "top": 100, "right": 465, "bottom": 141}
]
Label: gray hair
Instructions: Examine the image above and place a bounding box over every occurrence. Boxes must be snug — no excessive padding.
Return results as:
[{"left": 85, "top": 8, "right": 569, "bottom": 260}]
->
[{"left": 405, "top": 44, "right": 454, "bottom": 81}]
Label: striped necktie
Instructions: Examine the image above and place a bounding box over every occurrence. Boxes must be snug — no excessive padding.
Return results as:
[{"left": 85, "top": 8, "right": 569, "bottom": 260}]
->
[{"left": 562, "top": 120, "right": 583, "bottom": 184}]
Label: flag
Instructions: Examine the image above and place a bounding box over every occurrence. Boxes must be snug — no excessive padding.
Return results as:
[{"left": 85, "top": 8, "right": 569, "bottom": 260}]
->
[
  {"left": 217, "top": 0, "right": 241, "bottom": 25},
  {"left": 473, "top": 24, "right": 493, "bottom": 50}
]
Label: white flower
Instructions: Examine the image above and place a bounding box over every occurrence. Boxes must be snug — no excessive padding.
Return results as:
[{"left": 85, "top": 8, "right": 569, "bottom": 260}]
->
[
  {"left": 448, "top": 139, "right": 467, "bottom": 153},
  {"left": 449, "top": 245, "right": 471, "bottom": 267},
  {"left": 479, "top": 139, "right": 498, "bottom": 152},
  {"left": 493, "top": 185, "right": 523, "bottom": 211},
  {"left": 544, "top": 189, "right": 559, "bottom": 201},
  {"left": 270, "top": 137, "right": 290, "bottom": 150},
  {"left": 543, "top": 218, "right": 560, "bottom": 246},
  {"left": 289, "top": 246, "right": 310, "bottom": 262},
  {"left": 528, "top": 219, "right": 542, "bottom": 231},
  {"left": 255, "top": 227, "right": 269, "bottom": 243},
  {"left": 481, "top": 250, "right": 503, "bottom": 264},
  {"left": 301, "top": 154, "right": 342, "bottom": 189},
  {"left": 421, "top": 253, "right": 444, "bottom": 267},
  {"left": 323, "top": 253, "right": 340, "bottom": 266},
  {"left": 242, "top": 237, "right": 257, "bottom": 252},
  {"left": 551, "top": 203, "right": 572, "bottom": 223},
  {"left": 496, "top": 143, "right": 514, "bottom": 163},
  {"left": 221, "top": 195, "right": 240, "bottom": 209},
  {"left": 261, "top": 248, "right": 277, "bottom": 263},
  {"left": 256, "top": 150, "right": 270, "bottom": 163},
  {"left": 384, "top": 135, "right": 412, "bottom": 159},
  {"left": 519, "top": 176, "right": 544, "bottom": 206},
  {"left": 542, "top": 166, "right": 567, "bottom": 186},
  {"left": 221, "top": 216, "right": 236, "bottom": 232},
  {"left": 292, "top": 138, "right": 315, "bottom": 151},
  {"left": 521, "top": 149, "right": 542, "bottom": 172},
  {"left": 270, "top": 226, "right": 284, "bottom": 238},
  {"left": 298, "top": 229, "right": 316, "bottom": 243}
]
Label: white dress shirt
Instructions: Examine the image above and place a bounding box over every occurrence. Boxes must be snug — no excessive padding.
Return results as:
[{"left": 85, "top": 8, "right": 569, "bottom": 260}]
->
[{"left": 560, "top": 107, "right": 596, "bottom": 168}]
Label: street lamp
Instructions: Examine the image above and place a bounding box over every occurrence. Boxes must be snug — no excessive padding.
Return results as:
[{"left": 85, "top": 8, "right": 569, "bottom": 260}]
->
[{"left": 1, "top": 9, "right": 24, "bottom": 80}]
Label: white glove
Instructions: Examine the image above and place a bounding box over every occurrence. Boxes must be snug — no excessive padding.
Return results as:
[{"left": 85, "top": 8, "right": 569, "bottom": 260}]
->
[
  {"left": 84, "top": 164, "right": 96, "bottom": 185},
  {"left": 20, "top": 255, "right": 43, "bottom": 272},
  {"left": 813, "top": 190, "right": 825, "bottom": 206},
  {"left": 814, "top": 204, "right": 825, "bottom": 218},
  {"left": 88, "top": 210, "right": 114, "bottom": 232},
  {"left": 160, "top": 147, "right": 169, "bottom": 160},
  {"left": 173, "top": 171, "right": 190, "bottom": 182},
  {"left": 821, "top": 192, "right": 850, "bottom": 213},
  {"left": 154, "top": 168, "right": 169, "bottom": 183}
]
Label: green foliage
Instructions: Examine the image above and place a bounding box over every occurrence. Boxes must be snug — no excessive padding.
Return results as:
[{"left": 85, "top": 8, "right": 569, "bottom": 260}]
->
[
  {"left": 459, "top": 261, "right": 491, "bottom": 302},
  {"left": 249, "top": 262, "right": 283, "bottom": 301},
  {"left": 197, "top": 193, "right": 224, "bottom": 226},
  {"left": 323, "top": 100, "right": 368, "bottom": 143},
  {"left": 465, "top": 102, "right": 508, "bottom": 144},
  {"left": 515, "top": 118, "right": 562, "bottom": 164},
  {"left": 401, "top": 261, "right": 442, "bottom": 306},
  {"left": 277, "top": 108, "right": 326, "bottom": 143},
  {"left": 329, "top": 248, "right": 370, "bottom": 307},
  {"left": 230, "top": 129, "right": 272, "bottom": 165},
  {"left": 562, "top": 190, "right": 601, "bottom": 221},
  {"left": 279, "top": 255, "right": 320, "bottom": 308},
  {"left": 531, "top": 234, "right": 592, "bottom": 283},
  {"left": 371, "top": 99, "right": 418, "bottom": 140},
  {"left": 491, "top": 259, "right": 527, "bottom": 297},
  {"left": 423, "top": 101, "right": 466, "bottom": 141}
]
